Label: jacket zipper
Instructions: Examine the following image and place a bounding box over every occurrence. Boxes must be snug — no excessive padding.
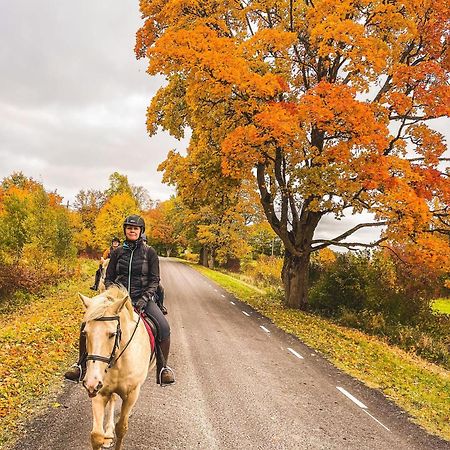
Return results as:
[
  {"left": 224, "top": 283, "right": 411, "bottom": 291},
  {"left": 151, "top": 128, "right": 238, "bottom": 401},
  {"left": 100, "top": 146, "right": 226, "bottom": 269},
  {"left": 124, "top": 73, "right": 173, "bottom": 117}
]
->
[{"left": 127, "top": 248, "right": 135, "bottom": 294}]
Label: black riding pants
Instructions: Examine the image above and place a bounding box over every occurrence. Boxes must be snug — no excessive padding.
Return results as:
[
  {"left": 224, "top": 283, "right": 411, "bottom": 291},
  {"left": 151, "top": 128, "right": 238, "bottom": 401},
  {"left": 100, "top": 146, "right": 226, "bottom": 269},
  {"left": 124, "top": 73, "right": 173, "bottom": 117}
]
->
[{"left": 141, "top": 299, "right": 170, "bottom": 342}]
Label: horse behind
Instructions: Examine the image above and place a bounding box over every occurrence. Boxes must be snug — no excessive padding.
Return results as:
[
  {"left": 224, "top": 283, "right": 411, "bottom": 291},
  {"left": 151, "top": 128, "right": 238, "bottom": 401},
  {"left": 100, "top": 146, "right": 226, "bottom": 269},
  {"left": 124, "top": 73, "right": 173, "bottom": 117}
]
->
[
  {"left": 79, "top": 285, "right": 155, "bottom": 450},
  {"left": 98, "top": 258, "right": 109, "bottom": 293}
]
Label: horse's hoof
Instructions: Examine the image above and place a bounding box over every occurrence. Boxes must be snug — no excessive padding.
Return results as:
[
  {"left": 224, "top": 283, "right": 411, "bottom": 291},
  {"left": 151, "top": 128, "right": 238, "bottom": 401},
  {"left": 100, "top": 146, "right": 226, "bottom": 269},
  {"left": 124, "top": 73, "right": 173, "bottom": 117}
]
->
[{"left": 102, "top": 436, "right": 115, "bottom": 449}]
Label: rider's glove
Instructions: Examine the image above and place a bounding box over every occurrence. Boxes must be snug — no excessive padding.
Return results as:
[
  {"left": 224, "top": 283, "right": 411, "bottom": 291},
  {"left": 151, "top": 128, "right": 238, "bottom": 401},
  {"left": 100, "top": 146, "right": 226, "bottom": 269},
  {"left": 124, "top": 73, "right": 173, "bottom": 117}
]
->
[{"left": 135, "top": 297, "right": 148, "bottom": 312}]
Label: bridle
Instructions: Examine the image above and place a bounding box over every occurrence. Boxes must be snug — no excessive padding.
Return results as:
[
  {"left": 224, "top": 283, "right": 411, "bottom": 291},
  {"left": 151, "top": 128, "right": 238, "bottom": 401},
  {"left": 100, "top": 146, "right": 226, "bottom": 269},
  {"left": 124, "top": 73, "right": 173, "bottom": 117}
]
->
[{"left": 85, "top": 313, "right": 141, "bottom": 369}]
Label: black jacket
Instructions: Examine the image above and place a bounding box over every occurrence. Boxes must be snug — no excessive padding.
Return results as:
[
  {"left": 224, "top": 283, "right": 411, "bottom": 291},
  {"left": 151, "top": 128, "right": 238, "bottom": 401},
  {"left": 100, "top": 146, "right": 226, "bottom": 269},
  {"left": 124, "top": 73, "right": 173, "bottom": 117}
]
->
[{"left": 105, "top": 239, "right": 160, "bottom": 303}]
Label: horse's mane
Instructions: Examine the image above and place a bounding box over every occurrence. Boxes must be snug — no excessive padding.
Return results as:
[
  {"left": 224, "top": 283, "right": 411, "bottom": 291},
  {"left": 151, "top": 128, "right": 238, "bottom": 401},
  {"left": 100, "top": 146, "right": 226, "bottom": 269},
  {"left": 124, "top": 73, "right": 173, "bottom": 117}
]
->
[{"left": 83, "top": 285, "right": 133, "bottom": 322}]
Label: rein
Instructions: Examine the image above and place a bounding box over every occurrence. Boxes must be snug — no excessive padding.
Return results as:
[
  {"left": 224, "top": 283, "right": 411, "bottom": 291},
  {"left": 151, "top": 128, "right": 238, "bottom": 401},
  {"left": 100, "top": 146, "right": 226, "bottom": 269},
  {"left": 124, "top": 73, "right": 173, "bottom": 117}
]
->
[{"left": 85, "top": 313, "right": 141, "bottom": 369}]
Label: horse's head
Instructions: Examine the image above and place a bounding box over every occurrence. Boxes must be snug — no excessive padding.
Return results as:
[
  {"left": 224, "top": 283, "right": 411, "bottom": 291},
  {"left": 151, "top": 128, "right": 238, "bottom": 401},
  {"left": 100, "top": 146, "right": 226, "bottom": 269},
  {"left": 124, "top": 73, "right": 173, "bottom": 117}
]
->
[{"left": 79, "top": 286, "right": 133, "bottom": 398}]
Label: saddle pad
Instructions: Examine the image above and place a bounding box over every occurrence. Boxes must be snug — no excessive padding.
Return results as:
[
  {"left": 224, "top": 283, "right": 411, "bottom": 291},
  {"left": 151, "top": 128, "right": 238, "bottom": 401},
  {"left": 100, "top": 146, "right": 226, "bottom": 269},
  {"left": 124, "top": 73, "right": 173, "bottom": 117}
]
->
[{"left": 138, "top": 311, "right": 155, "bottom": 353}]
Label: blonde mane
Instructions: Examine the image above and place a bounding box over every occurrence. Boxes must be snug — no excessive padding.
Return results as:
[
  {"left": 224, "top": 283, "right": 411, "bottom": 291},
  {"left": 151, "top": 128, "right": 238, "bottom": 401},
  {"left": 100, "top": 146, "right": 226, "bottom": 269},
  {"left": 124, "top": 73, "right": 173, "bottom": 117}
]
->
[{"left": 83, "top": 285, "right": 133, "bottom": 322}]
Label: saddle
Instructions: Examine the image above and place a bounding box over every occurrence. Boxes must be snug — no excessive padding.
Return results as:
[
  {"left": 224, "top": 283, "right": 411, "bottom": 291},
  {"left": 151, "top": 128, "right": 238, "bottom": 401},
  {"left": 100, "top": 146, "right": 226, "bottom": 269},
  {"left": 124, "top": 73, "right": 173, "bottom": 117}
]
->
[{"left": 136, "top": 310, "right": 156, "bottom": 354}]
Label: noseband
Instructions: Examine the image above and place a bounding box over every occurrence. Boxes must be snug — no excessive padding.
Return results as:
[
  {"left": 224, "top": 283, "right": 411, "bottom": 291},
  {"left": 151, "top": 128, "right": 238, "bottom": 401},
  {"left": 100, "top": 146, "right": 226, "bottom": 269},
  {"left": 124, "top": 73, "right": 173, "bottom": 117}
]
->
[
  {"left": 85, "top": 316, "right": 122, "bottom": 369},
  {"left": 85, "top": 313, "right": 141, "bottom": 369}
]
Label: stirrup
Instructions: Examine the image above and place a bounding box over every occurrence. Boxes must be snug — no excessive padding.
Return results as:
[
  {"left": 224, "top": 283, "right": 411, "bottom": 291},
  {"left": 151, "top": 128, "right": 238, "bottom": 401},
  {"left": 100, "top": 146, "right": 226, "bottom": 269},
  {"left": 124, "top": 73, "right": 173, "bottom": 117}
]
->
[
  {"left": 65, "top": 363, "right": 83, "bottom": 383},
  {"left": 158, "top": 366, "right": 175, "bottom": 387}
]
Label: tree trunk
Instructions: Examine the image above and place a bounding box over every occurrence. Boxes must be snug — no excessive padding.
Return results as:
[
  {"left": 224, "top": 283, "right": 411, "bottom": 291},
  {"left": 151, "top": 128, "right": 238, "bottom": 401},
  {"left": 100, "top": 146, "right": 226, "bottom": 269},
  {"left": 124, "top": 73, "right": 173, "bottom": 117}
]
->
[
  {"left": 199, "top": 246, "right": 209, "bottom": 267},
  {"left": 208, "top": 249, "right": 216, "bottom": 268},
  {"left": 282, "top": 250, "right": 311, "bottom": 310}
]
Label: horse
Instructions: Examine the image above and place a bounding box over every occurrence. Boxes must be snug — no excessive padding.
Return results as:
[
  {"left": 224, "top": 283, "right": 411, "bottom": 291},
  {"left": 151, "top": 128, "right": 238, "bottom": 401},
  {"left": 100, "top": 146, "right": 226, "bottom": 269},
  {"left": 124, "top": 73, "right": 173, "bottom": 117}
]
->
[
  {"left": 98, "top": 258, "right": 110, "bottom": 293},
  {"left": 79, "top": 285, "right": 155, "bottom": 450}
]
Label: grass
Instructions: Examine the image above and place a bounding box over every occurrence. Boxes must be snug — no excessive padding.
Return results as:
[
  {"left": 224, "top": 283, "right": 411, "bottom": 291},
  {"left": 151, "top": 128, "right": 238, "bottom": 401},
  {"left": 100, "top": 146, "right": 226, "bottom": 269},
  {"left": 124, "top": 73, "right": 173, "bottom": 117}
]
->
[
  {"left": 0, "top": 259, "right": 96, "bottom": 449},
  {"left": 189, "top": 263, "right": 450, "bottom": 441},
  {"left": 432, "top": 298, "right": 450, "bottom": 315}
]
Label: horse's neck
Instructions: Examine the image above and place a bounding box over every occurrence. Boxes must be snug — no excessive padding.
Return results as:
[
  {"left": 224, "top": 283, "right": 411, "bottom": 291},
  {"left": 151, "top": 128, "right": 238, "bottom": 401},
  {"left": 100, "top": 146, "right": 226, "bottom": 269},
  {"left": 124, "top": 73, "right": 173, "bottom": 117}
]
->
[
  {"left": 119, "top": 310, "right": 147, "bottom": 349},
  {"left": 119, "top": 311, "right": 138, "bottom": 339},
  {"left": 115, "top": 310, "right": 149, "bottom": 369}
]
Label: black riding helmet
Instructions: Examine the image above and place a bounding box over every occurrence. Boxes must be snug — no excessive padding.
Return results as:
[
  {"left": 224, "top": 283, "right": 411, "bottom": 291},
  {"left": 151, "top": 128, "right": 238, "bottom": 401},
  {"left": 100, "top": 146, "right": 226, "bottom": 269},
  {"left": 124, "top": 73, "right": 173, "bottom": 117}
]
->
[
  {"left": 123, "top": 214, "right": 145, "bottom": 237},
  {"left": 111, "top": 236, "right": 120, "bottom": 244}
]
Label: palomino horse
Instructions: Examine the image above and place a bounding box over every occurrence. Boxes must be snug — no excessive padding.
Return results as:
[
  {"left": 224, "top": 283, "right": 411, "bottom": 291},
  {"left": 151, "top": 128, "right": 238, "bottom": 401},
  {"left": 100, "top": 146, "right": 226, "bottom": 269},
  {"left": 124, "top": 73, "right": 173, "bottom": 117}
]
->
[
  {"left": 98, "top": 258, "right": 109, "bottom": 293},
  {"left": 79, "top": 285, "right": 155, "bottom": 450}
]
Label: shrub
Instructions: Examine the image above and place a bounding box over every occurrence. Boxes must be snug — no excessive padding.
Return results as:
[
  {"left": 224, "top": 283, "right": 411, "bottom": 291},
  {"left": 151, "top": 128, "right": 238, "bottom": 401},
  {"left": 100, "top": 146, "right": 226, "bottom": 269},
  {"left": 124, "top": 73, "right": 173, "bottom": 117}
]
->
[
  {"left": 183, "top": 252, "right": 200, "bottom": 263},
  {"left": 243, "top": 255, "right": 283, "bottom": 288},
  {"left": 309, "top": 252, "right": 371, "bottom": 314},
  {"left": 309, "top": 250, "right": 450, "bottom": 367},
  {"left": 0, "top": 173, "right": 77, "bottom": 303}
]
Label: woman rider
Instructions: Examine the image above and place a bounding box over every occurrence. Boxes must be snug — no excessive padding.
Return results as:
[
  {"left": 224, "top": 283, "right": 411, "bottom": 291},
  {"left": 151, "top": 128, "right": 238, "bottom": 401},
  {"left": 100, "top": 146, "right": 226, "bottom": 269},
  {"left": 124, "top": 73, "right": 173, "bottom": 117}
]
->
[{"left": 65, "top": 214, "right": 175, "bottom": 385}]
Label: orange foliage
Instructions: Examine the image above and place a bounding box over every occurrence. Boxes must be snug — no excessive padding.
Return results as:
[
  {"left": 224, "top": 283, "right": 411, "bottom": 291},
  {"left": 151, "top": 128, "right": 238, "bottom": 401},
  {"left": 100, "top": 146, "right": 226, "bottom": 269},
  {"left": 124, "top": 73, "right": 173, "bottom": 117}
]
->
[{"left": 136, "top": 0, "right": 450, "bottom": 303}]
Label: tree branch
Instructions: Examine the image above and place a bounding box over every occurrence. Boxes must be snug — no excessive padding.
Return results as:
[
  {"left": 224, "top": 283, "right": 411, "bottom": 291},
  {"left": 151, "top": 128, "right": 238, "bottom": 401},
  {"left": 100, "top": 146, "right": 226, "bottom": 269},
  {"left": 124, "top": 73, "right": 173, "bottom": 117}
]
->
[
  {"left": 312, "top": 237, "right": 388, "bottom": 251},
  {"left": 312, "top": 222, "right": 388, "bottom": 244}
]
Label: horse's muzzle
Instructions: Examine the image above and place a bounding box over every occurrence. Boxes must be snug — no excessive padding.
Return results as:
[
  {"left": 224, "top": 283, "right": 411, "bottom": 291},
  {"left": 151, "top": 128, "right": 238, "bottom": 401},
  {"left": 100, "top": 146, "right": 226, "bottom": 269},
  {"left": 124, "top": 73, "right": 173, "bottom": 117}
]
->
[{"left": 83, "top": 380, "right": 103, "bottom": 398}]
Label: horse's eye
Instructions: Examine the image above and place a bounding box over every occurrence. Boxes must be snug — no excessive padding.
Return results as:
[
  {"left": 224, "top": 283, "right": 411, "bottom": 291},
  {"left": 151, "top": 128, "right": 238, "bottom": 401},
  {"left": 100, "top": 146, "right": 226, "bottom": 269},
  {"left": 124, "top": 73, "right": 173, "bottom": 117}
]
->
[
  {"left": 109, "top": 332, "right": 116, "bottom": 339},
  {"left": 81, "top": 330, "right": 87, "bottom": 336}
]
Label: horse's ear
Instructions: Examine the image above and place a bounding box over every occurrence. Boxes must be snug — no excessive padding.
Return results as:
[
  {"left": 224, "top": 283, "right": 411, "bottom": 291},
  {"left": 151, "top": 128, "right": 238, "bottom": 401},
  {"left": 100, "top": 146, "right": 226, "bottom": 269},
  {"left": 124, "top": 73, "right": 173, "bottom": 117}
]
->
[
  {"left": 111, "top": 294, "right": 129, "bottom": 315},
  {"left": 79, "top": 293, "right": 91, "bottom": 309}
]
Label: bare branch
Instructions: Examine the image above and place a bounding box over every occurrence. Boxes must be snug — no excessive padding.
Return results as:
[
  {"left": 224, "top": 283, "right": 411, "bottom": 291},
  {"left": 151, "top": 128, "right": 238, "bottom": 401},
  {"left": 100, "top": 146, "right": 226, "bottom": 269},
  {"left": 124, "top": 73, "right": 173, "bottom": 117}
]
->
[
  {"left": 390, "top": 114, "right": 438, "bottom": 121},
  {"left": 311, "top": 221, "right": 388, "bottom": 246},
  {"left": 408, "top": 157, "right": 450, "bottom": 162},
  {"left": 312, "top": 237, "right": 388, "bottom": 251}
]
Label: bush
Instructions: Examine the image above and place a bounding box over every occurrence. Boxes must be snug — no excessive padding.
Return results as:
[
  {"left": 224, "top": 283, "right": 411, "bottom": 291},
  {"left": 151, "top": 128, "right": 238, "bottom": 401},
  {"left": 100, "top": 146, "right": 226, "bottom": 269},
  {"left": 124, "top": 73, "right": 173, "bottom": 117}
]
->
[
  {"left": 309, "top": 252, "right": 371, "bottom": 314},
  {"left": 242, "top": 255, "right": 283, "bottom": 287},
  {"left": 183, "top": 252, "right": 200, "bottom": 263},
  {"left": 0, "top": 173, "right": 78, "bottom": 303},
  {"left": 309, "top": 250, "right": 450, "bottom": 367}
]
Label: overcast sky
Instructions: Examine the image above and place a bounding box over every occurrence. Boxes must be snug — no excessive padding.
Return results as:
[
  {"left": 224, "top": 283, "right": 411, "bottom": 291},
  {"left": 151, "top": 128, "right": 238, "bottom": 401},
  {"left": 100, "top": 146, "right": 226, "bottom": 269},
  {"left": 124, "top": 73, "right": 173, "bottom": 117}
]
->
[
  {"left": 1, "top": 1, "right": 448, "bottom": 246},
  {"left": 0, "top": 0, "right": 187, "bottom": 204}
]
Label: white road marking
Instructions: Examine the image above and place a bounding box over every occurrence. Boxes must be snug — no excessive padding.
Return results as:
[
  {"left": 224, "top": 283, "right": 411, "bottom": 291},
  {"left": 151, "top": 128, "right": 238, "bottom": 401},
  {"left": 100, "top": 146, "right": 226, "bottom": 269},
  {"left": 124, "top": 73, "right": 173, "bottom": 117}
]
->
[
  {"left": 230, "top": 301, "right": 235, "bottom": 305},
  {"left": 336, "top": 387, "right": 367, "bottom": 409},
  {"left": 214, "top": 289, "right": 218, "bottom": 292},
  {"left": 242, "top": 311, "right": 250, "bottom": 317},
  {"left": 336, "top": 387, "right": 391, "bottom": 432},
  {"left": 363, "top": 410, "right": 391, "bottom": 432},
  {"left": 221, "top": 294, "right": 225, "bottom": 298},
  {"left": 260, "top": 325, "right": 270, "bottom": 333},
  {"left": 287, "top": 348, "right": 304, "bottom": 359}
]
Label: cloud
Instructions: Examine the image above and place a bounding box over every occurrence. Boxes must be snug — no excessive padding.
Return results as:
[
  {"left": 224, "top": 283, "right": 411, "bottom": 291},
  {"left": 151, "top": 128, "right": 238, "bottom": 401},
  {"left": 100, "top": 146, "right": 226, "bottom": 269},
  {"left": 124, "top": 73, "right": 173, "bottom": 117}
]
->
[
  {"left": 0, "top": 0, "right": 182, "bottom": 203},
  {"left": 1, "top": 1, "right": 447, "bottom": 246}
]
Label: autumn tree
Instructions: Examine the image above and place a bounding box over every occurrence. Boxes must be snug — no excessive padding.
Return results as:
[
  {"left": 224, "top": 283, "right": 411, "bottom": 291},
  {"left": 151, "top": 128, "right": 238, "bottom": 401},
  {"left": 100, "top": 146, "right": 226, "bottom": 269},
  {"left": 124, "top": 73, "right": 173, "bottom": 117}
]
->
[
  {"left": 73, "top": 189, "right": 106, "bottom": 231},
  {"left": 248, "top": 221, "right": 283, "bottom": 257},
  {"left": 160, "top": 142, "right": 253, "bottom": 267},
  {"left": 136, "top": 0, "right": 450, "bottom": 309},
  {"left": 105, "top": 171, "right": 153, "bottom": 210},
  {"left": 0, "top": 172, "right": 77, "bottom": 299},
  {"left": 74, "top": 172, "right": 154, "bottom": 252},
  {"left": 144, "top": 198, "right": 187, "bottom": 256},
  {"left": 93, "top": 193, "right": 138, "bottom": 249}
]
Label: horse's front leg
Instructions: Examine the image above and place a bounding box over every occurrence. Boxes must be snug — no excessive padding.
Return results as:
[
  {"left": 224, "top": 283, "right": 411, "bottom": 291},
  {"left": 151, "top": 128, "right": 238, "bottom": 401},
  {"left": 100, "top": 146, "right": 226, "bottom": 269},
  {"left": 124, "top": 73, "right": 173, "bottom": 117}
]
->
[
  {"left": 90, "top": 394, "right": 109, "bottom": 450},
  {"left": 103, "top": 393, "right": 118, "bottom": 448},
  {"left": 115, "top": 387, "right": 141, "bottom": 450}
]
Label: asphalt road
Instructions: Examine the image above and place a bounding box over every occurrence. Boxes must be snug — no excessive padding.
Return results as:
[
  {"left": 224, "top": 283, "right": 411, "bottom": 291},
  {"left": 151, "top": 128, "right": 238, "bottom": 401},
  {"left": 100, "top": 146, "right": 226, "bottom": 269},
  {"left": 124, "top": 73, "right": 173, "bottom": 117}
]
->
[{"left": 10, "top": 258, "right": 448, "bottom": 449}]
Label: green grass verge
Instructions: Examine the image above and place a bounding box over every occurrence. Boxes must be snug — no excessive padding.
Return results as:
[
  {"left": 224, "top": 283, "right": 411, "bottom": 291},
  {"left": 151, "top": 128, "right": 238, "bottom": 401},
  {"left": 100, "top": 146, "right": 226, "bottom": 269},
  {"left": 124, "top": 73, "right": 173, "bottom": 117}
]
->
[
  {"left": 0, "top": 259, "right": 97, "bottom": 449},
  {"left": 432, "top": 298, "right": 450, "bottom": 315},
  {"left": 189, "top": 263, "right": 450, "bottom": 441}
]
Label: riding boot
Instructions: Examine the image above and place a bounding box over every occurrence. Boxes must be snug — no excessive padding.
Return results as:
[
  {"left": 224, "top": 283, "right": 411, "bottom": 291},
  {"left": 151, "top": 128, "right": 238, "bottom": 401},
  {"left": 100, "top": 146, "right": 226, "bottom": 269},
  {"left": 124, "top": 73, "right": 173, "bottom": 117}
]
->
[
  {"left": 64, "top": 324, "right": 87, "bottom": 382},
  {"left": 90, "top": 267, "right": 101, "bottom": 291},
  {"left": 156, "top": 337, "right": 175, "bottom": 385}
]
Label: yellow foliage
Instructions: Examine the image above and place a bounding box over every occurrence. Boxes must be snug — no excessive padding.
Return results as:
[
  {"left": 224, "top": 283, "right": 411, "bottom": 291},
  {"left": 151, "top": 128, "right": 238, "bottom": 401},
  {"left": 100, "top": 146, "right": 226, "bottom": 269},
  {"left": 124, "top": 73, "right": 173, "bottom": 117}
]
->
[
  {"left": 0, "top": 262, "right": 89, "bottom": 445},
  {"left": 93, "top": 193, "right": 139, "bottom": 249}
]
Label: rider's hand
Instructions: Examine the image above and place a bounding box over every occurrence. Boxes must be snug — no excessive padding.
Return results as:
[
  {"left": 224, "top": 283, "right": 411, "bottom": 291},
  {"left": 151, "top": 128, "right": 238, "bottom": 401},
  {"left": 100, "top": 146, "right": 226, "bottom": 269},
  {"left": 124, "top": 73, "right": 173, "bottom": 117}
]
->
[{"left": 135, "top": 298, "right": 147, "bottom": 312}]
